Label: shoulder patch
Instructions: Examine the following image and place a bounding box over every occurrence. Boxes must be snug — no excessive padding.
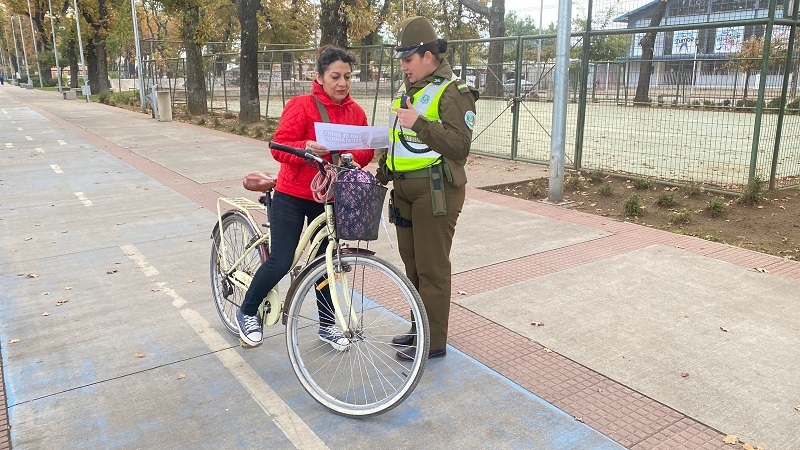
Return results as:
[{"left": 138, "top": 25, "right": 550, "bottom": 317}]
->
[
  {"left": 464, "top": 111, "right": 476, "bottom": 130},
  {"left": 455, "top": 81, "right": 471, "bottom": 94}
]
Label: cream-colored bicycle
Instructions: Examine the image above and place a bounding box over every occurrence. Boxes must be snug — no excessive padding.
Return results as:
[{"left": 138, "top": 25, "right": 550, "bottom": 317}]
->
[{"left": 210, "top": 141, "right": 429, "bottom": 417}]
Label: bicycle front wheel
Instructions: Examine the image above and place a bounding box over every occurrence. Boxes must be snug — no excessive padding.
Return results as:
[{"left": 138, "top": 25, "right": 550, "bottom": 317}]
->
[
  {"left": 285, "top": 253, "right": 429, "bottom": 418},
  {"left": 210, "top": 211, "right": 267, "bottom": 335}
]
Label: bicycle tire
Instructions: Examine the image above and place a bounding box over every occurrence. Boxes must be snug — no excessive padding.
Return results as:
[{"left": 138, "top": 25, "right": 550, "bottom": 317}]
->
[
  {"left": 284, "top": 253, "right": 429, "bottom": 418},
  {"left": 210, "top": 211, "right": 267, "bottom": 335}
]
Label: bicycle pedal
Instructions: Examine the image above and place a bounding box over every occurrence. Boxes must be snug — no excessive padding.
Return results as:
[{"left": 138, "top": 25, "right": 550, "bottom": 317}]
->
[{"left": 239, "top": 338, "right": 262, "bottom": 349}]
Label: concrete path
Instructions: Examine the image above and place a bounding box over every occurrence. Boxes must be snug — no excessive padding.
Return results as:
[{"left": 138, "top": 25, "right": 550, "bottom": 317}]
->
[{"left": 1, "top": 86, "right": 799, "bottom": 450}]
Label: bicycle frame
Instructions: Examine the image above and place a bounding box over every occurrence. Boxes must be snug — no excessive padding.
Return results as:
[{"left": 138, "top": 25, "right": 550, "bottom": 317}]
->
[{"left": 216, "top": 195, "right": 360, "bottom": 333}]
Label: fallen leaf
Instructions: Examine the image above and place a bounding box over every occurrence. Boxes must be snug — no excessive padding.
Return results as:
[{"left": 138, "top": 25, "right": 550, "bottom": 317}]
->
[
  {"left": 107, "top": 269, "right": 118, "bottom": 274},
  {"left": 186, "top": 279, "right": 194, "bottom": 284},
  {"left": 56, "top": 300, "right": 69, "bottom": 306},
  {"left": 680, "top": 371, "right": 689, "bottom": 377},
  {"left": 742, "top": 444, "right": 759, "bottom": 450},
  {"left": 42, "top": 312, "right": 50, "bottom": 316},
  {"left": 134, "top": 353, "right": 145, "bottom": 358},
  {"left": 26, "top": 273, "right": 39, "bottom": 278},
  {"left": 530, "top": 322, "right": 545, "bottom": 327},
  {"left": 795, "top": 405, "right": 800, "bottom": 412},
  {"left": 9, "top": 338, "right": 21, "bottom": 344},
  {"left": 574, "top": 416, "right": 584, "bottom": 423},
  {"left": 543, "top": 347, "right": 553, "bottom": 353},
  {"left": 42, "top": 292, "right": 50, "bottom": 296},
  {"left": 457, "top": 290, "right": 467, "bottom": 295},
  {"left": 64, "top": 286, "right": 73, "bottom": 290},
  {"left": 755, "top": 267, "right": 769, "bottom": 273},
  {"left": 720, "top": 326, "right": 729, "bottom": 332},
  {"left": 24, "top": 237, "right": 33, "bottom": 241},
  {"left": 177, "top": 374, "right": 186, "bottom": 380},
  {"left": 723, "top": 434, "right": 739, "bottom": 445}
]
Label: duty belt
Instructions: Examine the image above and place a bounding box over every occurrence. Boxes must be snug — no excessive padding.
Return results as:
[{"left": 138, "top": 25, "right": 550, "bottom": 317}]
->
[{"left": 392, "top": 164, "right": 439, "bottom": 180}]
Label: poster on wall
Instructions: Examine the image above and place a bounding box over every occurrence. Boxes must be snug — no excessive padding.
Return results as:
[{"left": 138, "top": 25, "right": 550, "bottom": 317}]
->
[
  {"left": 672, "top": 30, "right": 698, "bottom": 55},
  {"left": 715, "top": 27, "right": 743, "bottom": 53}
]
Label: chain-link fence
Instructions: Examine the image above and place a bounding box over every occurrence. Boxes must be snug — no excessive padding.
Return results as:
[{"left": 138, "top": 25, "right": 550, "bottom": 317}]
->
[{"left": 113, "top": 0, "right": 799, "bottom": 192}]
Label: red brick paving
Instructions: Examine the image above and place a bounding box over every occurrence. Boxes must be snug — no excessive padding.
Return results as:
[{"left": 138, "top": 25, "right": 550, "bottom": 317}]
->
[{"left": 3, "top": 128, "right": 798, "bottom": 449}]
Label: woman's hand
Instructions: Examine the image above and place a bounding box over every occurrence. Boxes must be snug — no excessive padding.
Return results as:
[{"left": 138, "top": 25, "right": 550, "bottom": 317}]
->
[
  {"left": 305, "top": 140, "right": 330, "bottom": 156},
  {"left": 392, "top": 101, "right": 420, "bottom": 129}
]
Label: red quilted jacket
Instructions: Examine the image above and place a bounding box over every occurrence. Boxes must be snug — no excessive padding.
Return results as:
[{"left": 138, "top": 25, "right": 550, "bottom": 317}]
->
[{"left": 271, "top": 81, "right": 374, "bottom": 201}]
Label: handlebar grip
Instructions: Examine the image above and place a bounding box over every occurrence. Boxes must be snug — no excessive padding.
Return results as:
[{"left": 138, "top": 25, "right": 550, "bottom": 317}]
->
[{"left": 268, "top": 141, "right": 325, "bottom": 164}]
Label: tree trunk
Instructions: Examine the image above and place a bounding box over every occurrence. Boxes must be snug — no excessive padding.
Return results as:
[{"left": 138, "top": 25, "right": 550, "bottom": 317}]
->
[
  {"left": 237, "top": 0, "right": 261, "bottom": 123},
  {"left": 320, "top": 0, "right": 348, "bottom": 47},
  {"left": 459, "top": 0, "right": 505, "bottom": 97},
  {"left": 743, "top": 70, "right": 751, "bottom": 101},
  {"left": 89, "top": 37, "right": 111, "bottom": 93},
  {"left": 485, "top": 0, "right": 506, "bottom": 97},
  {"left": 633, "top": 0, "right": 667, "bottom": 105},
  {"left": 67, "top": 39, "right": 78, "bottom": 88},
  {"left": 182, "top": 6, "right": 208, "bottom": 115}
]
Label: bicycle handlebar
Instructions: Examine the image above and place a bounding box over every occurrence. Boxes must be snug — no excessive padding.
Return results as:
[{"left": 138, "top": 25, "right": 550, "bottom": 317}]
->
[{"left": 269, "top": 141, "right": 326, "bottom": 165}]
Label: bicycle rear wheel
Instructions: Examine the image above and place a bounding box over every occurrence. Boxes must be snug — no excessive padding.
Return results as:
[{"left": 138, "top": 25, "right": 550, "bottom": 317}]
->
[
  {"left": 210, "top": 212, "right": 267, "bottom": 335},
  {"left": 285, "top": 253, "right": 429, "bottom": 418}
]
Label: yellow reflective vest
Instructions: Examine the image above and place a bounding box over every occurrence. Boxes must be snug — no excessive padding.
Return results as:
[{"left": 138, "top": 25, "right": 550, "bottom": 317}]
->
[{"left": 388, "top": 78, "right": 455, "bottom": 172}]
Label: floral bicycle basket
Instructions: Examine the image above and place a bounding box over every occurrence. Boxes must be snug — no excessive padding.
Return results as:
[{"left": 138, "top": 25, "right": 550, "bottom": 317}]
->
[{"left": 333, "top": 170, "right": 388, "bottom": 241}]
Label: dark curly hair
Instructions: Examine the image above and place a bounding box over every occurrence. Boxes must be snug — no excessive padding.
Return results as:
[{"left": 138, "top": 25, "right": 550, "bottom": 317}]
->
[{"left": 316, "top": 45, "right": 358, "bottom": 75}]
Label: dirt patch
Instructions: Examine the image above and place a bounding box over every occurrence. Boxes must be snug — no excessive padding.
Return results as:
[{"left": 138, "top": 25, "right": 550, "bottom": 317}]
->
[{"left": 485, "top": 172, "right": 800, "bottom": 260}]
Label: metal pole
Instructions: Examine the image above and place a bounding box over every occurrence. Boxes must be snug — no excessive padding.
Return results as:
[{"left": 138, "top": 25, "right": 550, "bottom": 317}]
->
[
  {"left": 10, "top": 17, "right": 21, "bottom": 82},
  {"left": 18, "top": 16, "right": 33, "bottom": 88},
  {"left": 47, "top": 0, "right": 63, "bottom": 93},
  {"left": 748, "top": 0, "right": 777, "bottom": 182},
  {"left": 130, "top": 0, "right": 146, "bottom": 111},
  {"left": 548, "top": 0, "right": 571, "bottom": 204},
  {"left": 71, "top": 0, "right": 90, "bottom": 101},
  {"left": 537, "top": 0, "right": 543, "bottom": 65},
  {"left": 27, "top": 0, "right": 44, "bottom": 88}
]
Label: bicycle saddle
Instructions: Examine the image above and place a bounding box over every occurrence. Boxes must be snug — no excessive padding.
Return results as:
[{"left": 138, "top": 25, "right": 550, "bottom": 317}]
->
[{"left": 242, "top": 171, "right": 277, "bottom": 192}]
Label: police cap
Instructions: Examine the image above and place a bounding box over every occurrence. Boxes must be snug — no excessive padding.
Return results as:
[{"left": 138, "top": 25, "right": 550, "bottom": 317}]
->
[{"left": 393, "top": 16, "right": 438, "bottom": 59}]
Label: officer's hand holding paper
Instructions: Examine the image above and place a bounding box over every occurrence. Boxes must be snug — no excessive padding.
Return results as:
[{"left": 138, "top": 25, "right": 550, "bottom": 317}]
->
[{"left": 314, "top": 123, "right": 390, "bottom": 151}]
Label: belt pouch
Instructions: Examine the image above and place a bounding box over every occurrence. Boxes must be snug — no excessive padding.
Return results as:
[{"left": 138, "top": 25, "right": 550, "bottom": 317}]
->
[{"left": 429, "top": 165, "right": 447, "bottom": 216}]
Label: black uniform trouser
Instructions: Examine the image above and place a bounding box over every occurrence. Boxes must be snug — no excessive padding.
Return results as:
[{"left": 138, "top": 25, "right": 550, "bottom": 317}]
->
[{"left": 392, "top": 176, "right": 465, "bottom": 350}]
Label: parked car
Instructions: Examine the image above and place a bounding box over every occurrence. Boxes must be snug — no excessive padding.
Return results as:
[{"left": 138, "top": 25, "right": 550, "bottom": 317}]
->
[{"left": 502, "top": 79, "right": 534, "bottom": 94}]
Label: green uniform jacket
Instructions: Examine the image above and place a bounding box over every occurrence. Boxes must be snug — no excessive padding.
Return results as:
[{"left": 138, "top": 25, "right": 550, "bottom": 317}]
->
[{"left": 379, "top": 59, "right": 478, "bottom": 185}]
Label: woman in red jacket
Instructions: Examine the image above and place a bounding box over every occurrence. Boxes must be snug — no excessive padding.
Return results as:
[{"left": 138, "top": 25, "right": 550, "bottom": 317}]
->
[{"left": 237, "top": 45, "right": 375, "bottom": 349}]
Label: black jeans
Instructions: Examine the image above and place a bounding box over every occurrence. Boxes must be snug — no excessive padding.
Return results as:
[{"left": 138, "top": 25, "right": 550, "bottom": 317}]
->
[{"left": 241, "top": 191, "right": 335, "bottom": 326}]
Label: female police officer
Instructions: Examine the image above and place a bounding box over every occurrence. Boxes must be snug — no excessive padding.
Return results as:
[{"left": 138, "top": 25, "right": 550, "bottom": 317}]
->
[{"left": 377, "top": 16, "right": 478, "bottom": 361}]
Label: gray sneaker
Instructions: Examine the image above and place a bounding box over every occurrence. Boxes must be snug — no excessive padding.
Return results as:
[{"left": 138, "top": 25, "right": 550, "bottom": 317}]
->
[
  {"left": 318, "top": 325, "right": 350, "bottom": 351},
  {"left": 236, "top": 308, "right": 262, "bottom": 347}
]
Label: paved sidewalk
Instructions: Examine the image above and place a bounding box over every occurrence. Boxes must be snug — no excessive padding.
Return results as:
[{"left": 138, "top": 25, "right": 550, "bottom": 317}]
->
[{"left": 2, "top": 87, "right": 799, "bottom": 449}]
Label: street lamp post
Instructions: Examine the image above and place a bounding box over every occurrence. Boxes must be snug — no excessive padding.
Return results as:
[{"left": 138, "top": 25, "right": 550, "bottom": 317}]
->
[
  {"left": 17, "top": 15, "right": 33, "bottom": 88},
  {"left": 10, "top": 16, "right": 22, "bottom": 83},
  {"left": 27, "top": 0, "right": 44, "bottom": 88},
  {"left": 47, "top": 0, "right": 63, "bottom": 93},
  {"left": 71, "top": 0, "right": 90, "bottom": 101},
  {"left": 130, "top": 0, "right": 146, "bottom": 111}
]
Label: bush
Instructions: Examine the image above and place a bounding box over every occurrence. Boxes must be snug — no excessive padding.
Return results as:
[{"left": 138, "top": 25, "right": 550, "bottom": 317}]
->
[
  {"left": 707, "top": 196, "right": 726, "bottom": 217},
  {"left": 738, "top": 177, "right": 765, "bottom": 206},
  {"left": 623, "top": 194, "right": 643, "bottom": 217},
  {"left": 597, "top": 182, "right": 614, "bottom": 197},
  {"left": 564, "top": 175, "right": 586, "bottom": 191},
  {"left": 683, "top": 181, "right": 703, "bottom": 198},
  {"left": 670, "top": 208, "right": 692, "bottom": 224},
  {"left": 632, "top": 178, "right": 653, "bottom": 190},
  {"left": 655, "top": 192, "right": 676, "bottom": 207}
]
